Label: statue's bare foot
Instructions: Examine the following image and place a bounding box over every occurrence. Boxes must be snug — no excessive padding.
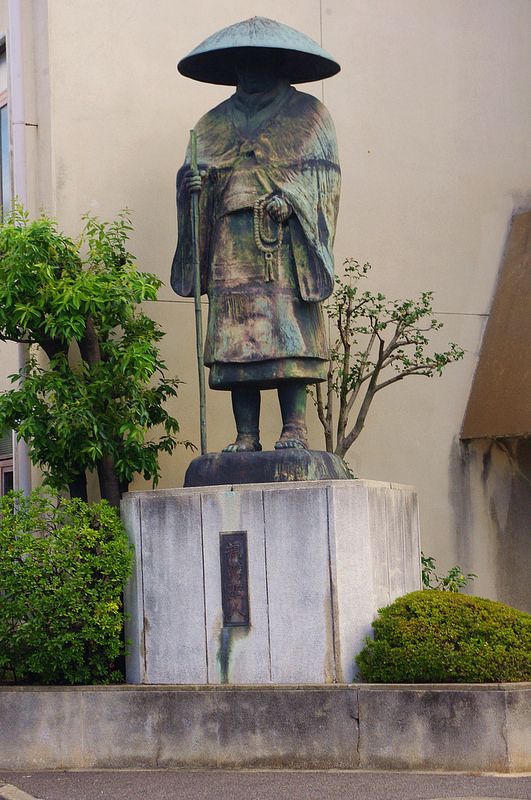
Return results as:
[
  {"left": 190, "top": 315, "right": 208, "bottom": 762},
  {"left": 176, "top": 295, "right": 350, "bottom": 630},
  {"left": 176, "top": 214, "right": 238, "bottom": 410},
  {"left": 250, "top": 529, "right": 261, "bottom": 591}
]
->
[
  {"left": 223, "top": 434, "right": 262, "bottom": 453},
  {"left": 274, "top": 427, "right": 308, "bottom": 450},
  {"left": 274, "top": 437, "right": 308, "bottom": 449}
]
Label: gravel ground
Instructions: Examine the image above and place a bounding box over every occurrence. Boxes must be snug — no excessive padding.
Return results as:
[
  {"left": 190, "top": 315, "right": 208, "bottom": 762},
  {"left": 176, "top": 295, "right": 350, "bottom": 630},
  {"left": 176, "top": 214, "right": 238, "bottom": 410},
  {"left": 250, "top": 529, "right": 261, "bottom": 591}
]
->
[{"left": 0, "top": 769, "right": 530, "bottom": 800}]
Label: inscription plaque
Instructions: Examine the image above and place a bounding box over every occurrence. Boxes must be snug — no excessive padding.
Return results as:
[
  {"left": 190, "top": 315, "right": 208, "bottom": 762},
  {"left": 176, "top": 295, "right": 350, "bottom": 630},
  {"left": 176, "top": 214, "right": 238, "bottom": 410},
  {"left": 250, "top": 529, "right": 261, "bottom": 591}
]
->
[{"left": 220, "top": 531, "right": 250, "bottom": 627}]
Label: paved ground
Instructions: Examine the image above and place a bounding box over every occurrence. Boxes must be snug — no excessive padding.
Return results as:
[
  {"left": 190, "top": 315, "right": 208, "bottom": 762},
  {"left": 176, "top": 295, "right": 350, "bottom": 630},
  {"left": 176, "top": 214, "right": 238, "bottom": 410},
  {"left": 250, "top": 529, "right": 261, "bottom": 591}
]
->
[{"left": 0, "top": 770, "right": 530, "bottom": 800}]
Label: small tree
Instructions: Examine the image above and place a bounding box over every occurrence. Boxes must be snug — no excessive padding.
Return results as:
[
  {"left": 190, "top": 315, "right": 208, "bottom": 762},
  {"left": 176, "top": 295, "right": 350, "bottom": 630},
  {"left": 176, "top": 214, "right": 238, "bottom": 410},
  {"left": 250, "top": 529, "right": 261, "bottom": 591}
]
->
[
  {"left": 0, "top": 206, "right": 190, "bottom": 505},
  {"left": 313, "top": 259, "right": 464, "bottom": 457}
]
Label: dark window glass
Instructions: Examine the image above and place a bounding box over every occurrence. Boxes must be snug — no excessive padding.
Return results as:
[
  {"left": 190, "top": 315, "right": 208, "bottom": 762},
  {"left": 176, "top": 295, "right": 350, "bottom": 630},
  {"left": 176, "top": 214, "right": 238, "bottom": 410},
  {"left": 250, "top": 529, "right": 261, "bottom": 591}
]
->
[
  {"left": 0, "top": 459, "right": 13, "bottom": 496},
  {"left": 2, "top": 467, "right": 13, "bottom": 494}
]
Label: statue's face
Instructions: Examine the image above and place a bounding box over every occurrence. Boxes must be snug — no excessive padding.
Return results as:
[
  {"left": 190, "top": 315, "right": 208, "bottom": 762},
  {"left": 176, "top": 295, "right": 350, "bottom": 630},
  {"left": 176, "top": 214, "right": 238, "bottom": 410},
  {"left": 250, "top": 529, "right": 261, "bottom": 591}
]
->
[
  {"left": 236, "top": 67, "right": 278, "bottom": 93},
  {"left": 235, "top": 51, "right": 281, "bottom": 93}
]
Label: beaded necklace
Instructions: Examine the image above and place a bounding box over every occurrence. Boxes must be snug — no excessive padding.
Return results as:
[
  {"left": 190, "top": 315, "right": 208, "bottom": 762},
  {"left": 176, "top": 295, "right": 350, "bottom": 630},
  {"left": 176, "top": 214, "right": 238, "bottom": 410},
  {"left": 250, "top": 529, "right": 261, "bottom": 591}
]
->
[{"left": 253, "top": 195, "right": 283, "bottom": 282}]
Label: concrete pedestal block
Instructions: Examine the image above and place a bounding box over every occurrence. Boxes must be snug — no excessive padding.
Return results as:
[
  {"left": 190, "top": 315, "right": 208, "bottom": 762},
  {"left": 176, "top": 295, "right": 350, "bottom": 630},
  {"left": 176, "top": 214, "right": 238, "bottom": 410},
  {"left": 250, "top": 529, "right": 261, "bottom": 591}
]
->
[{"left": 122, "top": 479, "right": 421, "bottom": 684}]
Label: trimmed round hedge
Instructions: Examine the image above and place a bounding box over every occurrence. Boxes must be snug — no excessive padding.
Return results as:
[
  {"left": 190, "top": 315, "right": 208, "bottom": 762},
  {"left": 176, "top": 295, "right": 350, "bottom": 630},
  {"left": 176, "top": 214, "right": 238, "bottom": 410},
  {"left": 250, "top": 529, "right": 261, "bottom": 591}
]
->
[{"left": 355, "top": 590, "right": 531, "bottom": 683}]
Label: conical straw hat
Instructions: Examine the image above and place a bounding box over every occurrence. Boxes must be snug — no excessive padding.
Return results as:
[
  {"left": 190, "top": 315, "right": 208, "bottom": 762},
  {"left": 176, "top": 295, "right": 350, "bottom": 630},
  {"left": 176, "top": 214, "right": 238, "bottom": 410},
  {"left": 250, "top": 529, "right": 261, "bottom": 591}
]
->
[{"left": 178, "top": 16, "right": 340, "bottom": 85}]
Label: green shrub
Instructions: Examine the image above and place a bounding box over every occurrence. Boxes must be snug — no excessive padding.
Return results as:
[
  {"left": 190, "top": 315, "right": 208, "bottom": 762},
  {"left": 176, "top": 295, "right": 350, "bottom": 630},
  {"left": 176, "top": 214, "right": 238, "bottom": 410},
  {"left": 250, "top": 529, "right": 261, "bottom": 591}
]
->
[
  {"left": 421, "top": 551, "right": 477, "bottom": 591},
  {"left": 356, "top": 590, "right": 531, "bottom": 683},
  {"left": 0, "top": 490, "right": 133, "bottom": 684}
]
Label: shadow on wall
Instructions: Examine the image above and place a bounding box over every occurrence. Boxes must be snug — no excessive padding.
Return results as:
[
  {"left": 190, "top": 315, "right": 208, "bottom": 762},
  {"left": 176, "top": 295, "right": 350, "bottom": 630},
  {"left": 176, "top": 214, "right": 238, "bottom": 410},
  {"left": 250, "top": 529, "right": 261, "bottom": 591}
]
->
[{"left": 449, "top": 437, "right": 531, "bottom": 612}]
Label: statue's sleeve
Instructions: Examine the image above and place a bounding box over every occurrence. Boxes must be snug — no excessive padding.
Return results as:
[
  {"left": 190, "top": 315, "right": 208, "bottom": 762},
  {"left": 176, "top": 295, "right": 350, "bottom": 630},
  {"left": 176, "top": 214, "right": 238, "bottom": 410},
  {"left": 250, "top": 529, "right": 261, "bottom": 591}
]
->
[
  {"left": 170, "top": 162, "right": 211, "bottom": 297},
  {"left": 277, "top": 97, "right": 341, "bottom": 302},
  {"left": 285, "top": 162, "right": 341, "bottom": 302}
]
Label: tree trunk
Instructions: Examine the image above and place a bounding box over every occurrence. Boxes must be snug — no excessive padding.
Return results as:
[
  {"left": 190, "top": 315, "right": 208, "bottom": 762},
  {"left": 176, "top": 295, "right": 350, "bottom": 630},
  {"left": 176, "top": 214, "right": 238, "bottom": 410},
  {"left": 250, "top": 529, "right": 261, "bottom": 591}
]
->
[
  {"left": 315, "top": 382, "right": 334, "bottom": 453},
  {"left": 40, "top": 338, "right": 69, "bottom": 361},
  {"left": 68, "top": 471, "right": 88, "bottom": 502},
  {"left": 97, "top": 455, "right": 122, "bottom": 508},
  {"left": 78, "top": 317, "right": 122, "bottom": 506}
]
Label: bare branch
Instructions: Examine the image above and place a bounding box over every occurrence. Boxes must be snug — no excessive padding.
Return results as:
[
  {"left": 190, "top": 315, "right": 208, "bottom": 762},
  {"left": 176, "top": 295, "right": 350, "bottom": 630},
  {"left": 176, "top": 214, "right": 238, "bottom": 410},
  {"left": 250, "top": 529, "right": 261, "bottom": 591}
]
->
[
  {"left": 374, "top": 367, "right": 435, "bottom": 392},
  {"left": 325, "top": 364, "right": 334, "bottom": 452},
  {"left": 315, "top": 382, "right": 327, "bottom": 428},
  {"left": 337, "top": 304, "right": 349, "bottom": 351},
  {"left": 344, "top": 330, "right": 377, "bottom": 416},
  {"left": 381, "top": 323, "right": 403, "bottom": 359},
  {"left": 0, "top": 334, "right": 35, "bottom": 345}
]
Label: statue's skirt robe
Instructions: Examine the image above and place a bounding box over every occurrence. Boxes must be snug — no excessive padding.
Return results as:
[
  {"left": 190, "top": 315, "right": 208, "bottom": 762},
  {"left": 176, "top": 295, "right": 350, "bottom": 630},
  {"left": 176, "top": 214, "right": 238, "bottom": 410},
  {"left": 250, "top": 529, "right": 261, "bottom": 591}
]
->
[{"left": 171, "top": 85, "right": 341, "bottom": 390}]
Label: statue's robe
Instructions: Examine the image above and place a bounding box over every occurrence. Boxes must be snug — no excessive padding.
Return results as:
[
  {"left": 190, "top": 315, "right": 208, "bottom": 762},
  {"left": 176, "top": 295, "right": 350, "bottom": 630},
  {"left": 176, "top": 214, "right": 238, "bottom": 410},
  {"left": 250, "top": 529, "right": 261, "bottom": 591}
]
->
[{"left": 171, "top": 83, "right": 341, "bottom": 389}]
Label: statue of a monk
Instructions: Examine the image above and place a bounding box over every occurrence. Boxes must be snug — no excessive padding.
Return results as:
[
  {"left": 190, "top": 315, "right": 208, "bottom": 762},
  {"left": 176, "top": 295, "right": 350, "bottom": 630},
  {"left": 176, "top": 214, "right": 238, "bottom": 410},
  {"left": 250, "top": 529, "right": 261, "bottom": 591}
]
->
[{"left": 171, "top": 17, "right": 341, "bottom": 452}]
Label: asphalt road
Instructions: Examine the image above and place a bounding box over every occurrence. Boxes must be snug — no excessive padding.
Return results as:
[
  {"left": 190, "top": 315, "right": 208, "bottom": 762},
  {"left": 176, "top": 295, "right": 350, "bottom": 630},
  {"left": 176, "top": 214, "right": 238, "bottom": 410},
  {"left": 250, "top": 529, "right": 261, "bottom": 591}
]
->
[{"left": 0, "top": 770, "right": 530, "bottom": 800}]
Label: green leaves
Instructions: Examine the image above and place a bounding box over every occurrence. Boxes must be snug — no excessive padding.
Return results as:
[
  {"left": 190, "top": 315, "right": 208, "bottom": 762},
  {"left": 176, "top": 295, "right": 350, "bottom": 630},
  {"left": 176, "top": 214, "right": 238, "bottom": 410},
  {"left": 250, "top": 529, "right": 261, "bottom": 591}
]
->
[
  {"left": 0, "top": 206, "right": 82, "bottom": 344},
  {"left": 0, "top": 490, "right": 133, "bottom": 684},
  {"left": 312, "top": 259, "right": 465, "bottom": 457},
  {"left": 421, "top": 552, "right": 478, "bottom": 592},
  {"left": 355, "top": 590, "right": 531, "bottom": 683},
  {"left": 0, "top": 329, "right": 185, "bottom": 490},
  {"left": 0, "top": 207, "right": 190, "bottom": 498},
  {"left": 0, "top": 206, "right": 162, "bottom": 347}
]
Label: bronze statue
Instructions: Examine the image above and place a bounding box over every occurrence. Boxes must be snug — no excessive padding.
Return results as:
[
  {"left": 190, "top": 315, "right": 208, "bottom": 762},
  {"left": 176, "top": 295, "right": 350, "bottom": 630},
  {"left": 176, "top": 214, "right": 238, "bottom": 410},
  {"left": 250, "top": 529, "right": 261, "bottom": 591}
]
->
[{"left": 172, "top": 17, "right": 341, "bottom": 452}]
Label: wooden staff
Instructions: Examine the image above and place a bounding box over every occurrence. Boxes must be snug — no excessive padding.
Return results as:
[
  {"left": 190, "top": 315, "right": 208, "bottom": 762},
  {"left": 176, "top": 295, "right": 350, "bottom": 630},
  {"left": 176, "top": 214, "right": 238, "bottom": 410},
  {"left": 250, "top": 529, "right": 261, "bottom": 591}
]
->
[{"left": 189, "top": 129, "right": 207, "bottom": 454}]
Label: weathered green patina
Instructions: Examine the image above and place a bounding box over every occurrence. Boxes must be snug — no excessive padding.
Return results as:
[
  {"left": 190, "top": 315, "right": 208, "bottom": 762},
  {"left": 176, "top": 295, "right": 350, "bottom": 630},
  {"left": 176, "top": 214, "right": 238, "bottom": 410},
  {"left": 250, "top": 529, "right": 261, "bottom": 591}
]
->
[
  {"left": 177, "top": 16, "right": 340, "bottom": 85},
  {"left": 171, "top": 18, "right": 341, "bottom": 452}
]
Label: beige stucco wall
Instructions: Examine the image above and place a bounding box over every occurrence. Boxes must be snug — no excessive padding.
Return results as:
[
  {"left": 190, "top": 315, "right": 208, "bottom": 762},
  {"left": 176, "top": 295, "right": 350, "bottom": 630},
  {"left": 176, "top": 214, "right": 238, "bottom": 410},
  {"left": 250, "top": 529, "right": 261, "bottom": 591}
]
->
[{"left": 1, "top": 0, "right": 530, "bottom": 607}]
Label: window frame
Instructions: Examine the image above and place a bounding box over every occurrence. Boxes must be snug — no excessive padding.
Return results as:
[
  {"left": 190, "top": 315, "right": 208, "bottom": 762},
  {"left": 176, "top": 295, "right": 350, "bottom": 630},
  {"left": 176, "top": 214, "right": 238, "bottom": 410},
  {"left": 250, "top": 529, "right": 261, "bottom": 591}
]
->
[{"left": 0, "top": 456, "right": 14, "bottom": 496}]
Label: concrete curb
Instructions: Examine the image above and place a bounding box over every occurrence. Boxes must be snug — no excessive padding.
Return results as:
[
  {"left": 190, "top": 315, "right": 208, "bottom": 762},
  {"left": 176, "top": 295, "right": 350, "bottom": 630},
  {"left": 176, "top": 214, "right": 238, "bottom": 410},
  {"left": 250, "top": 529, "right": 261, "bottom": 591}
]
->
[
  {"left": 0, "top": 683, "right": 529, "bottom": 772},
  {"left": 0, "top": 786, "right": 40, "bottom": 800}
]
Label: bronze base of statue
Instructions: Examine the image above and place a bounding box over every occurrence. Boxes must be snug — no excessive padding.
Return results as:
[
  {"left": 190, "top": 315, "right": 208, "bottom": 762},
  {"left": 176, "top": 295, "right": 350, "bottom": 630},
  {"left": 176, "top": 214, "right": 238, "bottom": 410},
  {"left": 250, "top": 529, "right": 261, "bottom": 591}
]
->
[{"left": 183, "top": 449, "right": 351, "bottom": 488}]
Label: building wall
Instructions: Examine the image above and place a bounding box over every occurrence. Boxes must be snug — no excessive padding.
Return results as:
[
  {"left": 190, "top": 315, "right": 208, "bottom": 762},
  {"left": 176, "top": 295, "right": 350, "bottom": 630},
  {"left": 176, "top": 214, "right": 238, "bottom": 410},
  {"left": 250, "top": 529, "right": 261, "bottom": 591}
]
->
[
  {"left": 0, "top": 3, "right": 17, "bottom": 392},
  {"left": 2, "top": 0, "right": 530, "bottom": 607}
]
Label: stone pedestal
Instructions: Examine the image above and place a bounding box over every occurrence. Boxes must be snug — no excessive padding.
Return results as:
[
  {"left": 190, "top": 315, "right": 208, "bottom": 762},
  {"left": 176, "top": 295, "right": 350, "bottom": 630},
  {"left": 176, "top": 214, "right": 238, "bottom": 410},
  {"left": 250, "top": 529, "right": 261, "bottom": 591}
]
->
[{"left": 122, "top": 479, "right": 421, "bottom": 685}]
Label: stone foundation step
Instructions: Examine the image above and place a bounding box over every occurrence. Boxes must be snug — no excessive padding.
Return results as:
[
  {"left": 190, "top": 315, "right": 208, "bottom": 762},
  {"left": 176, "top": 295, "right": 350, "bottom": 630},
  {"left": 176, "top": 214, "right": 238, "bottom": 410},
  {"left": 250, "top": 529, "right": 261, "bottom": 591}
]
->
[{"left": 1, "top": 683, "right": 529, "bottom": 772}]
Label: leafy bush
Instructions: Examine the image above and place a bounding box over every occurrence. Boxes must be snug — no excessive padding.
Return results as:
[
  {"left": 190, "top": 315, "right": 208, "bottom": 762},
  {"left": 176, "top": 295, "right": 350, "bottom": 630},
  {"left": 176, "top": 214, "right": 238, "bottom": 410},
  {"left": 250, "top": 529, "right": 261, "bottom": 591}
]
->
[
  {"left": 0, "top": 490, "right": 133, "bottom": 684},
  {"left": 356, "top": 590, "right": 531, "bottom": 683},
  {"left": 421, "top": 551, "right": 477, "bottom": 592}
]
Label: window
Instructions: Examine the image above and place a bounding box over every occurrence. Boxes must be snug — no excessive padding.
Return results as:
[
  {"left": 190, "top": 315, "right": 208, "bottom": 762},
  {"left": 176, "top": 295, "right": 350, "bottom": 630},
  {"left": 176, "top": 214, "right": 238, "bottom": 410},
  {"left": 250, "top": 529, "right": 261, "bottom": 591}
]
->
[
  {"left": 0, "top": 99, "right": 9, "bottom": 216},
  {"left": 0, "top": 39, "right": 13, "bottom": 494},
  {"left": 0, "top": 429, "right": 13, "bottom": 496},
  {"left": 0, "top": 36, "right": 10, "bottom": 218}
]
